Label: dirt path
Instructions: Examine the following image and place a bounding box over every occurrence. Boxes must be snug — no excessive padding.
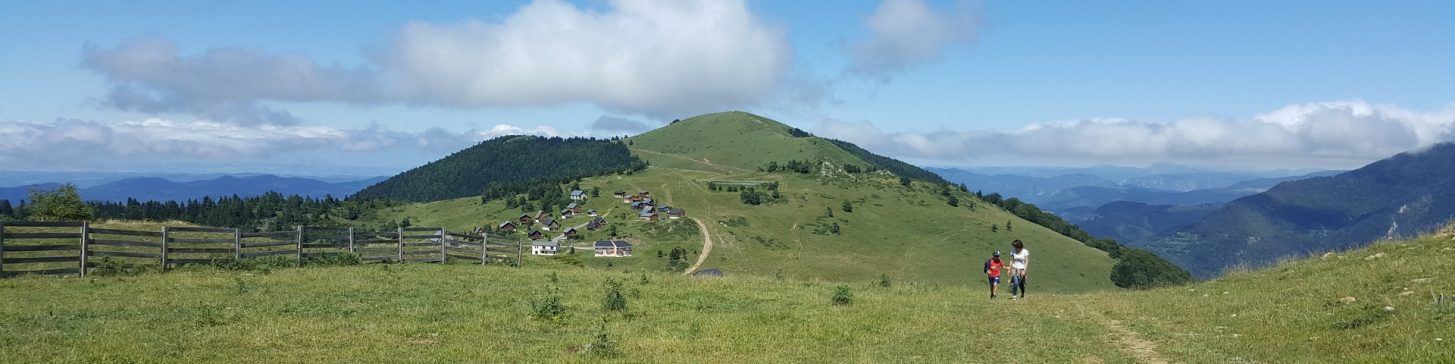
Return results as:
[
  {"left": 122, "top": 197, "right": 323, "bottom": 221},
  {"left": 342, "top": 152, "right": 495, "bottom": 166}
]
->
[
  {"left": 1086, "top": 310, "right": 1170, "bottom": 364},
  {"left": 682, "top": 217, "right": 714, "bottom": 276}
]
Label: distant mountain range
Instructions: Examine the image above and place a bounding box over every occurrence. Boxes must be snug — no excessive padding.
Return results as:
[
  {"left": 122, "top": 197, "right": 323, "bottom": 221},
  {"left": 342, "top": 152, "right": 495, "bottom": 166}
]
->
[
  {"left": 929, "top": 166, "right": 1339, "bottom": 220},
  {"left": 1128, "top": 143, "right": 1455, "bottom": 278},
  {"left": 0, "top": 175, "right": 385, "bottom": 203}
]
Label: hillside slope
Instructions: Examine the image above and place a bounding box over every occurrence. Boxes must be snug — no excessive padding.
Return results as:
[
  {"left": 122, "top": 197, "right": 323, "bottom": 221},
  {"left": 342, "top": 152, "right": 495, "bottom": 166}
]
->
[
  {"left": 1135, "top": 143, "right": 1455, "bottom": 278},
  {"left": 2, "top": 223, "right": 1448, "bottom": 362},
  {"left": 352, "top": 136, "right": 644, "bottom": 202}
]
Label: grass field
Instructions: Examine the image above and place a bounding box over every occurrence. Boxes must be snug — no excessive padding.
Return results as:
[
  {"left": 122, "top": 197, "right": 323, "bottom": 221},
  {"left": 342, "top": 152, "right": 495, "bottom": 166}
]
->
[{"left": 2, "top": 227, "right": 1450, "bottom": 362}]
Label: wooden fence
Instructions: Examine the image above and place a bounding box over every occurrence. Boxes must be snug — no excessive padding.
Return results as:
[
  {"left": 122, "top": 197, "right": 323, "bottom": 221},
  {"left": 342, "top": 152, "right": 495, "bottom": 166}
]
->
[{"left": 0, "top": 221, "right": 523, "bottom": 278}]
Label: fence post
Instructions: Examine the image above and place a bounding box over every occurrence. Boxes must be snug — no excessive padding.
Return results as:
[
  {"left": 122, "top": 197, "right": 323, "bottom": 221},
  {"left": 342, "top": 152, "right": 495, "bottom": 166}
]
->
[
  {"left": 439, "top": 228, "right": 447, "bottom": 264},
  {"left": 0, "top": 222, "right": 6, "bottom": 276},
  {"left": 480, "top": 234, "right": 488, "bottom": 266},
  {"left": 516, "top": 240, "right": 523, "bottom": 267},
  {"left": 295, "top": 225, "right": 304, "bottom": 267},
  {"left": 233, "top": 228, "right": 242, "bottom": 261},
  {"left": 396, "top": 227, "right": 404, "bottom": 262},
  {"left": 79, "top": 222, "right": 89, "bottom": 277},
  {"left": 160, "top": 226, "right": 170, "bottom": 270},
  {"left": 347, "top": 227, "right": 355, "bottom": 254}
]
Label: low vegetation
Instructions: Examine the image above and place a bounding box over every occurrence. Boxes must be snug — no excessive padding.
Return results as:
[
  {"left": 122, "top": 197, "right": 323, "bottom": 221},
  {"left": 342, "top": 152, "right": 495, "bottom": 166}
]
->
[{"left": 2, "top": 226, "right": 1449, "bottom": 362}]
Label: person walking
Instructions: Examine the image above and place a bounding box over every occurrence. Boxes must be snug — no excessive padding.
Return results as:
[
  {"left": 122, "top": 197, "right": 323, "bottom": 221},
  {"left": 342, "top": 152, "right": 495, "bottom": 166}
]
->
[
  {"left": 1009, "top": 240, "right": 1030, "bottom": 299},
  {"left": 984, "top": 251, "right": 1004, "bottom": 299}
]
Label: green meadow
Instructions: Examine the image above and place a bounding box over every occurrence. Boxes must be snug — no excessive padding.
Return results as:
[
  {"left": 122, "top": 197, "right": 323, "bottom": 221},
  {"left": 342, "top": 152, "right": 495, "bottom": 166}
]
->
[{"left": 2, "top": 226, "right": 1450, "bottom": 362}]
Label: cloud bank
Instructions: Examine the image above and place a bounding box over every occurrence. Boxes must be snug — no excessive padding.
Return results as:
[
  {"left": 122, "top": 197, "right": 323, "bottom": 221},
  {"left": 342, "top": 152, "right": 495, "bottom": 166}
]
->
[
  {"left": 80, "top": 0, "right": 789, "bottom": 122},
  {"left": 0, "top": 118, "right": 562, "bottom": 170},
  {"left": 818, "top": 100, "right": 1455, "bottom": 168}
]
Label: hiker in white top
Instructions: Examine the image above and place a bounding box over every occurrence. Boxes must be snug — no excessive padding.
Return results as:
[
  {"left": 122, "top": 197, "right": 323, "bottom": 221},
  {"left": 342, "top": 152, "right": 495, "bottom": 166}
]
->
[{"left": 1009, "top": 239, "right": 1029, "bottom": 299}]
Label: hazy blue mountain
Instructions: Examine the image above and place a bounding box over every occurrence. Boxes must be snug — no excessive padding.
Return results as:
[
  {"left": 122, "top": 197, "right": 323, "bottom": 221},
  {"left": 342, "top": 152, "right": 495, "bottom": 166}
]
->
[
  {"left": 0, "top": 175, "right": 384, "bottom": 203},
  {"left": 931, "top": 167, "right": 1340, "bottom": 220},
  {"left": 1130, "top": 143, "right": 1455, "bottom": 278}
]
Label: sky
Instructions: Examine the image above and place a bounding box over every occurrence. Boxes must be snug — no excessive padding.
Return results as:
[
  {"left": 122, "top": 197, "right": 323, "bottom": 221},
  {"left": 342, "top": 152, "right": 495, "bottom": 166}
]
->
[{"left": 1, "top": 0, "right": 1452, "bottom": 176}]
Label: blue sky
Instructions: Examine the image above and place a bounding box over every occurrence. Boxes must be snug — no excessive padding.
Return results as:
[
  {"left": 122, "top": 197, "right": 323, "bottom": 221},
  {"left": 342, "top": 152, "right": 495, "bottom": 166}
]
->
[{"left": 1, "top": 0, "right": 1452, "bottom": 176}]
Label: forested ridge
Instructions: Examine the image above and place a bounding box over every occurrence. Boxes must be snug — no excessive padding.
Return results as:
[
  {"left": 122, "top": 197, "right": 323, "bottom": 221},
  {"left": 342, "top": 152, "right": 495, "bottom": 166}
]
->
[{"left": 352, "top": 136, "right": 645, "bottom": 202}]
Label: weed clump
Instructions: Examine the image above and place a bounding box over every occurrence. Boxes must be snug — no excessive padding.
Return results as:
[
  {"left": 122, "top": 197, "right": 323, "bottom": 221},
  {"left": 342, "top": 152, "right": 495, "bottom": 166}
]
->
[
  {"left": 587, "top": 317, "right": 618, "bottom": 357},
  {"left": 89, "top": 257, "right": 156, "bottom": 276},
  {"left": 603, "top": 278, "right": 628, "bottom": 312},
  {"left": 879, "top": 273, "right": 892, "bottom": 288},
  {"left": 831, "top": 285, "right": 854, "bottom": 305},
  {"left": 530, "top": 285, "right": 567, "bottom": 320}
]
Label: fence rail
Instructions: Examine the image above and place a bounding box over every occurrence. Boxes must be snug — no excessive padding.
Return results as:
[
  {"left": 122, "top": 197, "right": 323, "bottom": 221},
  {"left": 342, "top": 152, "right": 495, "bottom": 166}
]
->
[{"left": 0, "top": 222, "right": 523, "bottom": 277}]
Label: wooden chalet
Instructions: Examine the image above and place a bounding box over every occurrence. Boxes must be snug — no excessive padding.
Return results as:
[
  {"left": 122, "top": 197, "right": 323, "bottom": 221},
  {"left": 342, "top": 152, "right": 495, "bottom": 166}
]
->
[
  {"left": 587, "top": 216, "right": 608, "bottom": 230},
  {"left": 570, "top": 190, "right": 587, "bottom": 201},
  {"left": 527, "top": 229, "right": 544, "bottom": 240},
  {"left": 668, "top": 208, "right": 686, "bottom": 219},
  {"left": 563, "top": 228, "right": 579, "bottom": 239},
  {"left": 541, "top": 218, "right": 561, "bottom": 231},
  {"left": 498, "top": 221, "right": 518, "bottom": 233},
  {"left": 518, "top": 213, "right": 534, "bottom": 226}
]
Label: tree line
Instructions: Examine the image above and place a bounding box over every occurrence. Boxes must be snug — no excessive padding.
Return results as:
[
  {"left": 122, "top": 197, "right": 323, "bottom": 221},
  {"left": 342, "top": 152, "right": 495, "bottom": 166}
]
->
[{"left": 353, "top": 135, "right": 645, "bottom": 202}]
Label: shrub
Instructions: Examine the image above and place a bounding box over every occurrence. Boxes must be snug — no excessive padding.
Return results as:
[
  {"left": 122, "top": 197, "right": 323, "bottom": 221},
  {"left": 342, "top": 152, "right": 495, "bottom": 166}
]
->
[
  {"left": 587, "top": 318, "right": 618, "bottom": 357},
  {"left": 89, "top": 257, "right": 156, "bottom": 276},
  {"left": 831, "top": 285, "right": 854, "bottom": 305},
  {"left": 529, "top": 285, "right": 567, "bottom": 320},
  {"left": 879, "top": 273, "right": 892, "bottom": 288},
  {"left": 602, "top": 279, "right": 628, "bottom": 312},
  {"left": 305, "top": 252, "right": 363, "bottom": 267}
]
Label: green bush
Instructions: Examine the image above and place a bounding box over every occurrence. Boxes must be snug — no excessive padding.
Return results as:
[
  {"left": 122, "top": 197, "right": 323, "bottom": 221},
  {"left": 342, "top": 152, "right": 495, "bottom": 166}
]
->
[
  {"left": 529, "top": 285, "right": 567, "bottom": 320},
  {"left": 879, "top": 273, "right": 892, "bottom": 288},
  {"left": 602, "top": 279, "right": 628, "bottom": 312},
  {"left": 831, "top": 285, "right": 853, "bottom": 305}
]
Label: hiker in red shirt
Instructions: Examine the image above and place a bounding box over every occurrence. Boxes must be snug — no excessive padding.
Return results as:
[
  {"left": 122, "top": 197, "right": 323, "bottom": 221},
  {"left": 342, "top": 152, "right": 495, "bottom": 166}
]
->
[{"left": 984, "top": 251, "right": 1004, "bottom": 299}]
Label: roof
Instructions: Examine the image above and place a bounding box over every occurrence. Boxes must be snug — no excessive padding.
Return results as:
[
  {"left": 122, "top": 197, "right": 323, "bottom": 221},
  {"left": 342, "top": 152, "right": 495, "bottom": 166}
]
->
[
  {"left": 541, "top": 218, "right": 558, "bottom": 226},
  {"left": 669, "top": 208, "right": 686, "bottom": 215},
  {"left": 639, "top": 210, "right": 657, "bottom": 217},
  {"left": 566, "top": 202, "right": 579, "bottom": 209},
  {"left": 532, "top": 240, "right": 558, "bottom": 247},
  {"left": 594, "top": 240, "right": 633, "bottom": 249},
  {"left": 571, "top": 190, "right": 585, "bottom": 196},
  {"left": 693, "top": 268, "right": 724, "bottom": 277},
  {"left": 499, "top": 221, "right": 516, "bottom": 227},
  {"left": 527, "top": 229, "right": 542, "bottom": 235}
]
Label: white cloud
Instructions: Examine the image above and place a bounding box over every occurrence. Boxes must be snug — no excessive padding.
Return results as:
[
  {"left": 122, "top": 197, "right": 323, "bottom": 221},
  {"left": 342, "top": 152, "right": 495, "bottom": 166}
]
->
[
  {"left": 382, "top": 0, "right": 788, "bottom": 118},
  {"left": 80, "top": 0, "right": 790, "bottom": 122},
  {"left": 818, "top": 100, "right": 1455, "bottom": 168},
  {"left": 0, "top": 118, "right": 568, "bottom": 170},
  {"left": 81, "top": 37, "right": 381, "bottom": 125},
  {"left": 847, "top": 0, "right": 979, "bottom": 77}
]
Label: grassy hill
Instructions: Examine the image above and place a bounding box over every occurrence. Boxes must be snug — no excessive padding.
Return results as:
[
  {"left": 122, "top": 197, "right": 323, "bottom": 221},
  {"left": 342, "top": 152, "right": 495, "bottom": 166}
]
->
[
  {"left": 2, "top": 224, "right": 1449, "bottom": 362},
  {"left": 357, "top": 111, "right": 1125, "bottom": 291}
]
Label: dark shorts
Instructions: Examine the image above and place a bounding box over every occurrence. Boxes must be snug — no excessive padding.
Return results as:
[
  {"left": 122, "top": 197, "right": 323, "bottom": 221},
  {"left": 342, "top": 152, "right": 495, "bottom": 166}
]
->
[{"left": 988, "top": 276, "right": 1000, "bottom": 285}]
